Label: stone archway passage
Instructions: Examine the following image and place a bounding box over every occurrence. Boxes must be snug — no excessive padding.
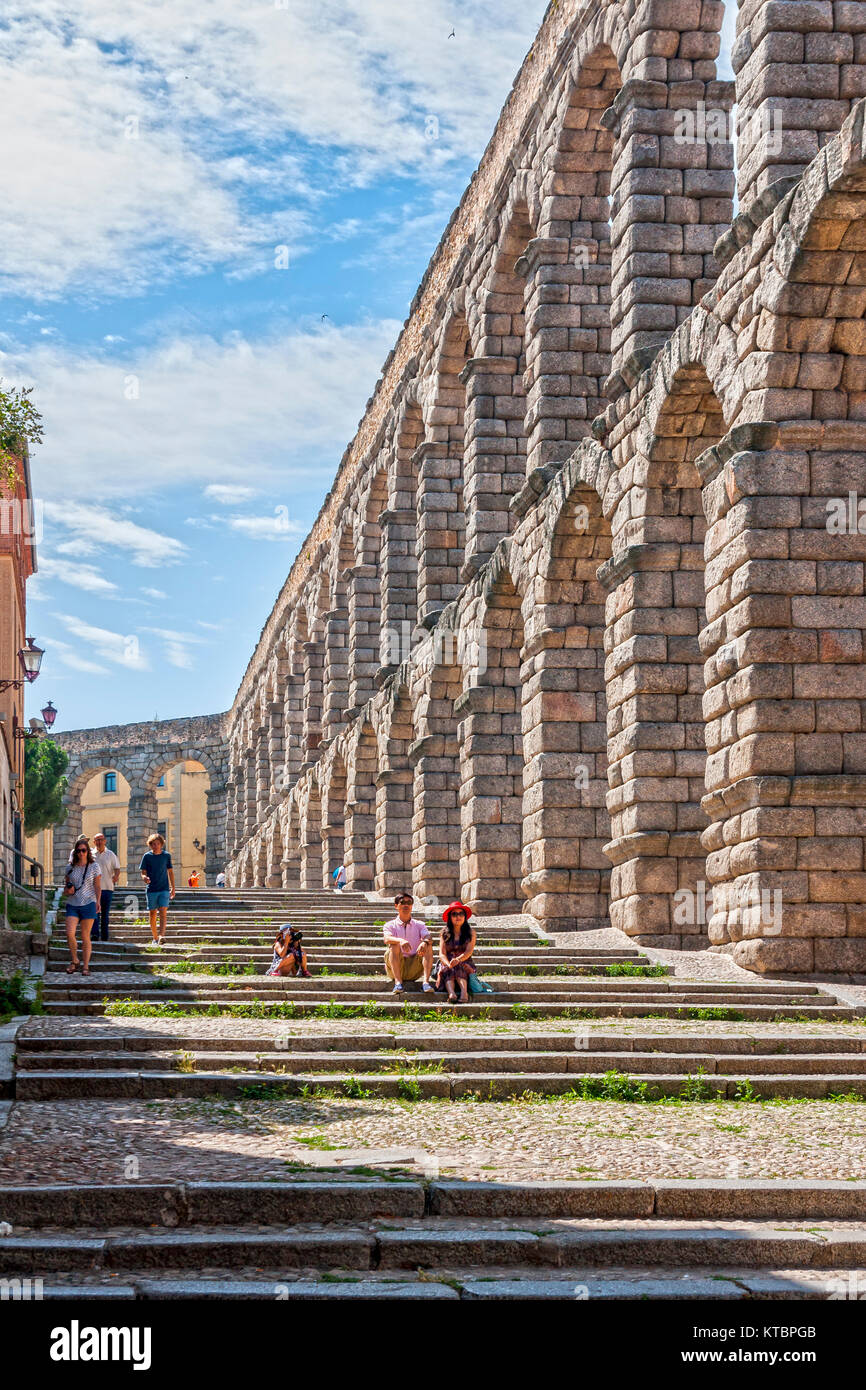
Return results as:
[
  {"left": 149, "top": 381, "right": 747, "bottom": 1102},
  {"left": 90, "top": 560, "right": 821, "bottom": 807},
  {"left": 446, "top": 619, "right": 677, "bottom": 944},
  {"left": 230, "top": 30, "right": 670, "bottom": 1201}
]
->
[{"left": 54, "top": 714, "right": 228, "bottom": 885}]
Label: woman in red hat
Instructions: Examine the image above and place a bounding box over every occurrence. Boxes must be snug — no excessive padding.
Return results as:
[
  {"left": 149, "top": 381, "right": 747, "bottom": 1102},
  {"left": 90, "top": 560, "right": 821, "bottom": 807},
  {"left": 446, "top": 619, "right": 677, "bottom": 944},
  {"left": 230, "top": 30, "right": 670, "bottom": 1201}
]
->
[{"left": 438, "top": 901, "right": 476, "bottom": 1004}]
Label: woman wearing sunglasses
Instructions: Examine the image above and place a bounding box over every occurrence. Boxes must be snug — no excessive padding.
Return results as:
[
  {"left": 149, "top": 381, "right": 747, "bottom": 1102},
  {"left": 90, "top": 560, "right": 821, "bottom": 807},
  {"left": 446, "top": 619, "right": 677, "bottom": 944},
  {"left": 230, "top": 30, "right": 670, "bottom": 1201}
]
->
[{"left": 63, "top": 836, "right": 102, "bottom": 975}]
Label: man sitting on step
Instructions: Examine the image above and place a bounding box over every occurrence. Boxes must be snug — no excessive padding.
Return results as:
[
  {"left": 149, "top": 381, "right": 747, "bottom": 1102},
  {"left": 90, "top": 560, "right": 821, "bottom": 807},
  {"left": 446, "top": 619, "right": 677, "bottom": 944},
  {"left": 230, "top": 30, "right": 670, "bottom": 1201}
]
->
[{"left": 383, "top": 892, "right": 435, "bottom": 994}]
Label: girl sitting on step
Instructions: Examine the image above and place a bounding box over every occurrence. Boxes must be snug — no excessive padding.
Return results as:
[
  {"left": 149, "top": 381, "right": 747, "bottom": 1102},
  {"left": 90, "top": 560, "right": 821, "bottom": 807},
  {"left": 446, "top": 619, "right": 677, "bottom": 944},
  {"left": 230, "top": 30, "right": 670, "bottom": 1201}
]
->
[
  {"left": 266, "top": 924, "right": 311, "bottom": 978},
  {"left": 437, "top": 902, "right": 476, "bottom": 1004}
]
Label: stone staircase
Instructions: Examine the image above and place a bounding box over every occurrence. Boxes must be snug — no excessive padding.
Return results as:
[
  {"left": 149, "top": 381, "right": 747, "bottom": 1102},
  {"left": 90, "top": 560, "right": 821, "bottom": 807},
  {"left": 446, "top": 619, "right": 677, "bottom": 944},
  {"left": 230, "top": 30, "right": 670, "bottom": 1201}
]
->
[
  {"left": 1, "top": 1179, "right": 864, "bottom": 1300},
  {"left": 23, "top": 889, "right": 862, "bottom": 1102},
  {"left": 42, "top": 890, "right": 850, "bottom": 1028}
]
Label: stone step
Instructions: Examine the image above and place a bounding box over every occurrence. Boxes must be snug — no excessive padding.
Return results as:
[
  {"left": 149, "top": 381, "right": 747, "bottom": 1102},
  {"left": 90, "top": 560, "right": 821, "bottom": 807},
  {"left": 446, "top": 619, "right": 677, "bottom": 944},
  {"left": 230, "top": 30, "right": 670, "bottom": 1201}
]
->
[
  {"left": 41, "top": 998, "right": 853, "bottom": 1020},
  {"left": 18, "top": 1031, "right": 866, "bottom": 1056},
  {"left": 2, "top": 1219, "right": 865, "bottom": 1273},
  {"left": 16, "top": 1067, "right": 866, "bottom": 1100},
  {"left": 17, "top": 1048, "right": 866, "bottom": 1077},
  {"left": 3, "top": 1180, "right": 864, "bottom": 1225},
  {"left": 38, "top": 973, "right": 826, "bottom": 998},
  {"left": 13, "top": 1270, "right": 857, "bottom": 1300},
  {"left": 45, "top": 951, "right": 653, "bottom": 969}
]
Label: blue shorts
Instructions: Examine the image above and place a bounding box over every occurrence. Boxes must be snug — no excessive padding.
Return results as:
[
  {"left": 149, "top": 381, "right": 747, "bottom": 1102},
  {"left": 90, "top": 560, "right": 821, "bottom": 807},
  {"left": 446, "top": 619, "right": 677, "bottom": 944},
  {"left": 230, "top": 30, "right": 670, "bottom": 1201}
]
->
[
  {"left": 66, "top": 901, "right": 98, "bottom": 921},
  {"left": 147, "top": 890, "right": 171, "bottom": 910}
]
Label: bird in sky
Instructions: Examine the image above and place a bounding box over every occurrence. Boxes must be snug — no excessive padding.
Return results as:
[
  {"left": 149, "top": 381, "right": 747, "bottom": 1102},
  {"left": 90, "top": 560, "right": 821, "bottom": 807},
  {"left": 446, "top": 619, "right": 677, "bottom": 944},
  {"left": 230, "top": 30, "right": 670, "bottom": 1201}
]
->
[
  {"left": 448, "top": 28, "right": 456, "bottom": 38},
  {"left": 321, "top": 314, "right": 330, "bottom": 322}
]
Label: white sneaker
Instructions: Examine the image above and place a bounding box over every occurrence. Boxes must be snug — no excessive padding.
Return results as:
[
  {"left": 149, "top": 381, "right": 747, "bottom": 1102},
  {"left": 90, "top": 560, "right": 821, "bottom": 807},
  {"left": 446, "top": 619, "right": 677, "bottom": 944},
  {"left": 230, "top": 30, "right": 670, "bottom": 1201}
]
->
[
  {"left": 392, "top": 981, "right": 404, "bottom": 993},
  {"left": 422, "top": 982, "right": 434, "bottom": 993}
]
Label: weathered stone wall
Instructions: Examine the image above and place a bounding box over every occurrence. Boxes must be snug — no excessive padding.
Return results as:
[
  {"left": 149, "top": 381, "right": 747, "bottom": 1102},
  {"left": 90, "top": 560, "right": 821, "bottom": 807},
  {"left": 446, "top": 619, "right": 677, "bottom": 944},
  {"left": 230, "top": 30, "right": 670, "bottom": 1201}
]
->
[
  {"left": 54, "top": 714, "right": 228, "bottom": 883},
  {"left": 224, "top": 0, "right": 866, "bottom": 974}
]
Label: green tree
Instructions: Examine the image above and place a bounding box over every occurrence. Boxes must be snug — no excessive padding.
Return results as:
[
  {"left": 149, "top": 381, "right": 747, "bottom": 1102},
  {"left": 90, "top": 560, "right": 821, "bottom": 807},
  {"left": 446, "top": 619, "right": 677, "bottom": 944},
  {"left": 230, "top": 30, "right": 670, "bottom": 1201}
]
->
[
  {"left": 0, "top": 379, "right": 43, "bottom": 492},
  {"left": 24, "top": 739, "right": 69, "bottom": 835}
]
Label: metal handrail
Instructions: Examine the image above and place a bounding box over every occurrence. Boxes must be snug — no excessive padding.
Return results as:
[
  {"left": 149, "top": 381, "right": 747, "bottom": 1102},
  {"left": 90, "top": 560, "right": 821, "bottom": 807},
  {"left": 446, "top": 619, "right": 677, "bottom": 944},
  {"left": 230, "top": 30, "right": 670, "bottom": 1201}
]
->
[{"left": 0, "top": 836, "right": 45, "bottom": 932}]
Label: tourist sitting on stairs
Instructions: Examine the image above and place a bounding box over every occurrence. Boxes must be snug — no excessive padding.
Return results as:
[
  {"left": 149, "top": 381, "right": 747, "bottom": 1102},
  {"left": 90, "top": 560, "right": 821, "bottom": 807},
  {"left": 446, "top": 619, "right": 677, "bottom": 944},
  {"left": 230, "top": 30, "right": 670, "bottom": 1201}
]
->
[
  {"left": 383, "top": 892, "right": 435, "bottom": 994},
  {"left": 437, "top": 901, "right": 477, "bottom": 1004},
  {"left": 266, "top": 924, "right": 311, "bottom": 978}
]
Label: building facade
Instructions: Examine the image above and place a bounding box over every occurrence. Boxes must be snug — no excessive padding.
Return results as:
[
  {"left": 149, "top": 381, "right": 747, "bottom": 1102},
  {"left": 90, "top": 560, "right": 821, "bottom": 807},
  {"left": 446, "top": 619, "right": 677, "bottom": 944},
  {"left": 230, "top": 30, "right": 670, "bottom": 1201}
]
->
[
  {"left": 43, "top": 715, "right": 228, "bottom": 886},
  {"left": 0, "top": 443, "right": 37, "bottom": 883}
]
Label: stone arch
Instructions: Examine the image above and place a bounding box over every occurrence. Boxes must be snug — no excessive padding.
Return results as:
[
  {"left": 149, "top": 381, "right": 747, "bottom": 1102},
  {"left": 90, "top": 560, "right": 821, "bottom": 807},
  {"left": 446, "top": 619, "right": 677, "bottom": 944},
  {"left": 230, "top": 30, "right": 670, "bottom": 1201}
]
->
[
  {"left": 605, "top": 361, "right": 728, "bottom": 948},
  {"left": 322, "top": 749, "right": 347, "bottom": 890},
  {"left": 381, "top": 402, "right": 424, "bottom": 671},
  {"left": 517, "top": 446, "right": 615, "bottom": 930},
  {"left": 322, "top": 521, "right": 355, "bottom": 740},
  {"left": 300, "top": 778, "right": 323, "bottom": 890},
  {"left": 460, "top": 195, "right": 539, "bottom": 579},
  {"left": 345, "top": 720, "right": 378, "bottom": 891},
  {"left": 54, "top": 758, "right": 135, "bottom": 885},
  {"left": 282, "top": 796, "right": 302, "bottom": 888},
  {"left": 376, "top": 680, "right": 414, "bottom": 893},
  {"left": 459, "top": 558, "right": 527, "bottom": 914},
  {"left": 352, "top": 462, "right": 389, "bottom": 710},
  {"left": 416, "top": 305, "right": 473, "bottom": 624},
  {"left": 411, "top": 637, "right": 463, "bottom": 906}
]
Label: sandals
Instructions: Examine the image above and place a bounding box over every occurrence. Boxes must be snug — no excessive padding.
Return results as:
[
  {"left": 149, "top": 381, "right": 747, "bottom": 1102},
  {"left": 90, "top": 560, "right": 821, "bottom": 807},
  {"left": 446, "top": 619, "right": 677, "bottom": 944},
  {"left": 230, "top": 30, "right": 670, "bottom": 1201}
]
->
[
  {"left": 81, "top": 967, "right": 90, "bottom": 976},
  {"left": 66, "top": 962, "right": 78, "bottom": 974}
]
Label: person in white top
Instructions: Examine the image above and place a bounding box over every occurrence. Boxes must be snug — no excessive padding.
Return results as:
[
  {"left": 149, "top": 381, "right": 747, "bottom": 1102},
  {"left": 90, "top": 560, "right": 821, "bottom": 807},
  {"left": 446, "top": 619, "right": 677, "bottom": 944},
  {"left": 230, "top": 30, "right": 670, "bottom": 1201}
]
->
[{"left": 90, "top": 832, "right": 121, "bottom": 941}]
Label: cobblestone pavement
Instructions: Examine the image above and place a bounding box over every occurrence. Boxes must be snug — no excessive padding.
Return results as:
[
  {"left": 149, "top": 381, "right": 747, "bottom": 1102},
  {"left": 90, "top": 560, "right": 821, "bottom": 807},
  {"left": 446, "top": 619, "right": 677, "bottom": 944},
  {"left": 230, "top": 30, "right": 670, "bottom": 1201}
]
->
[{"left": 2, "top": 1095, "right": 866, "bottom": 1187}]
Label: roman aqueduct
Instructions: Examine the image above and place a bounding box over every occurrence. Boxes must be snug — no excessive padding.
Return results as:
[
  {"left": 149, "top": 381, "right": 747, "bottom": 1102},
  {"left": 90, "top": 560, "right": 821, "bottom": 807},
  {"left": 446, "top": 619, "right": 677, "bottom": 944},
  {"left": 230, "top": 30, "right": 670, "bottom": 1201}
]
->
[{"left": 183, "top": 0, "right": 866, "bottom": 975}]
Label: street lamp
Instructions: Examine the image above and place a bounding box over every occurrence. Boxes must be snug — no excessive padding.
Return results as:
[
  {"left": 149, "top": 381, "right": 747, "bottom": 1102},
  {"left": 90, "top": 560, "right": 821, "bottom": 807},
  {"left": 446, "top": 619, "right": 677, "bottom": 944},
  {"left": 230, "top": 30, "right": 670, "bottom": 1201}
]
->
[
  {"left": 0, "top": 636, "right": 44, "bottom": 691},
  {"left": 40, "top": 700, "right": 57, "bottom": 728}
]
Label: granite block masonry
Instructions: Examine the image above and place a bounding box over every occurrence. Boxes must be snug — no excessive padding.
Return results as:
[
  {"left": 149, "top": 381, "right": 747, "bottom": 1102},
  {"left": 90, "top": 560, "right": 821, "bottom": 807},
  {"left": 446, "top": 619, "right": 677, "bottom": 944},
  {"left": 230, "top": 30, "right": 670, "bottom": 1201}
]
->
[{"left": 60, "top": 2, "right": 866, "bottom": 973}]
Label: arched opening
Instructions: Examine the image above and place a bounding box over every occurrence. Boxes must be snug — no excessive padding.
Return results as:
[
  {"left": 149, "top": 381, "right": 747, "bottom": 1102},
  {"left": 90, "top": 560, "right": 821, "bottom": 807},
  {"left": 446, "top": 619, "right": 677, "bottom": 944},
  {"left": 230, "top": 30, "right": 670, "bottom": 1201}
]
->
[
  {"left": 283, "top": 800, "right": 302, "bottom": 888},
  {"left": 418, "top": 315, "right": 470, "bottom": 622},
  {"left": 323, "top": 525, "right": 354, "bottom": 739},
  {"left": 382, "top": 406, "right": 423, "bottom": 673},
  {"left": 143, "top": 758, "right": 211, "bottom": 885},
  {"left": 608, "top": 365, "right": 724, "bottom": 947},
  {"left": 462, "top": 202, "right": 537, "bottom": 576},
  {"left": 346, "top": 721, "right": 378, "bottom": 890},
  {"left": 413, "top": 644, "right": 463, "bottom": 905},
  {"left": 460, "top": 568, "right": 526, "bottom": 914},
  {"left": 301, "top": 783, "right": 323, "bottom": 890},
  {"left": 546, "top": 44, "right": 620, "bottom": 413},
  {"left": 523, "top": 481, "right": 613, "bottom": 930},
  {"left": 352, "top": 465, "right": 388, "bottom": 711},
  {"left": 376, "top": 684, "right": 414, "bottom": 894},
  {"left": 322, "top": 752, "right": 347, "bottom": 890}
]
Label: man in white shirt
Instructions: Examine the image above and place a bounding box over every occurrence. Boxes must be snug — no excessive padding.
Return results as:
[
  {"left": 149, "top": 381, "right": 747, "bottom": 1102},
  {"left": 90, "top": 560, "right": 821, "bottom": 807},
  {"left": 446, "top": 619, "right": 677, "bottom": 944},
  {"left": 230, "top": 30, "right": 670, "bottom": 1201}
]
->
[{"left": 90, "top": 832, "right": 121, "bottom": 941}]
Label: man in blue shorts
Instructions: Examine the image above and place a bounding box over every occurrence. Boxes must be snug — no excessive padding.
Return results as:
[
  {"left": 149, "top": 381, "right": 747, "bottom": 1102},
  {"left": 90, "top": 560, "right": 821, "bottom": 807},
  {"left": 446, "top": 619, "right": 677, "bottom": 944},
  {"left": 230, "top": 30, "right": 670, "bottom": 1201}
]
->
[{"left": 139, "top": 832, "right": 176, "bottom": 945}]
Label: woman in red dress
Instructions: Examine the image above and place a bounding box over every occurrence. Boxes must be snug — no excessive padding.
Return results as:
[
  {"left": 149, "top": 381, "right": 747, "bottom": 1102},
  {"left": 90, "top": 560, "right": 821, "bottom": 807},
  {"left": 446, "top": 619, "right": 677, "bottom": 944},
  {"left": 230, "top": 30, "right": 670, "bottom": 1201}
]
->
[{"left": 437, "top": 901, "right": 476, "bottom": 1004}]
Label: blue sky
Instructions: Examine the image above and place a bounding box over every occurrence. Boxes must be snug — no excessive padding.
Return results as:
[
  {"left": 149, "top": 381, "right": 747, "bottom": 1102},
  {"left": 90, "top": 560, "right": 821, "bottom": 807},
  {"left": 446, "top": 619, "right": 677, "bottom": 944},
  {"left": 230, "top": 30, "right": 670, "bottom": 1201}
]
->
[{"left": 1, "top": 0, "right": 735, "bottom": 735}]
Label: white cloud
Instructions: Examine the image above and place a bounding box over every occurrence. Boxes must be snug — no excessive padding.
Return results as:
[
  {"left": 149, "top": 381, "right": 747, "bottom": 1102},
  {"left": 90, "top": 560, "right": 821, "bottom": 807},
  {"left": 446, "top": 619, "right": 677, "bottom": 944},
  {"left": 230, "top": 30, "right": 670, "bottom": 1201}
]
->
[
  {"left": 56, "top": 614, "right": 149, "bottom": 671},
  {"left": 142, "top": 625, "right": 207, "bottom": 670},
  {"left": 141, "top": 587, "right": 167, "bottom": 600},
  {"left": 205, "top": 484, "right": 259, "bottom": 506},
  {"left": 0, "top": 1, "right": 548, "bottom": 297},
  {"left": 5, "top": 320, "right": 400, "bottom": 497},
  {"left": 41, "top": 500, "right": 187, "bottom": 567},
  {"left": 37, "top": 557, "right": 119, "bottom": 595},
  {"left": 49, "top": 637, "right": 105, "bottom": 676},
  {"left": 228, "top": 513, "right": 305, "bottom": 541}
]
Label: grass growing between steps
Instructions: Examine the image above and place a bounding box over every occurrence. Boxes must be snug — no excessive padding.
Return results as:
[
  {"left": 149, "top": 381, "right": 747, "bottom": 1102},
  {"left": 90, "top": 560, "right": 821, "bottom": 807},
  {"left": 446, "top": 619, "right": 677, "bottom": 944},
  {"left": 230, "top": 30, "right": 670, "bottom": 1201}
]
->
[
  {"left": 218, "top": 1069, "right": 866, "bottom": 1106},
  {"left": 103, "top": 997, "right": 485, "bottom": 1023}
]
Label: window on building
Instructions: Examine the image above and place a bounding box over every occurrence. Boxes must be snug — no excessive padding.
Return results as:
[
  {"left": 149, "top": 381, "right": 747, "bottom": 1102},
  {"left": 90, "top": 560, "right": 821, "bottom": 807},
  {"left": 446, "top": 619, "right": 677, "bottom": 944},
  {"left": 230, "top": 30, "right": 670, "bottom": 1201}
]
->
[
  {"left": 157, "top": 821, "right": 168, "bottom": 847},
  {"left": 157, "top": 775, "right": 165, "bottom": 787},
  {"left": 102, "top": 826, "right": 119, "bottom": 855},
  {"left": 103, "top": 772, "right": 117, "bottom": 794}
]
